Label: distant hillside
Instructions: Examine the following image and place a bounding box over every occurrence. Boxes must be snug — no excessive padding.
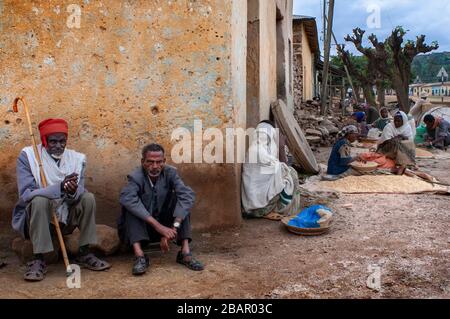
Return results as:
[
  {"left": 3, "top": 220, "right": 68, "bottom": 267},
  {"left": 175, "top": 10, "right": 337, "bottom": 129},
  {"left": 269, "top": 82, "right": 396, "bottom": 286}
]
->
[{"left": 412, "top": 52, "right": 450, "bottom": 83}]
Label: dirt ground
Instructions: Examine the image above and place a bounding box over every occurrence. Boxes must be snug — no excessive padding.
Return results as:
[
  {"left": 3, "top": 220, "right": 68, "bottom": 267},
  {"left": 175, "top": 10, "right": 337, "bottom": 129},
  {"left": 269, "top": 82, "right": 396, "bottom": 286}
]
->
[{"left": 0, "top": 148, "right": 449, "bottom": 299}]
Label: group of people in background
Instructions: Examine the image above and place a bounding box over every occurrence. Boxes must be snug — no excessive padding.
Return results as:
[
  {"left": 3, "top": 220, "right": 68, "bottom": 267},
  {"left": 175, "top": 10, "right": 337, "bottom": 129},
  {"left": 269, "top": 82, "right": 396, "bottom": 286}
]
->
[{"left": 327, "top": 95, "right": 450, "bottom": 179}]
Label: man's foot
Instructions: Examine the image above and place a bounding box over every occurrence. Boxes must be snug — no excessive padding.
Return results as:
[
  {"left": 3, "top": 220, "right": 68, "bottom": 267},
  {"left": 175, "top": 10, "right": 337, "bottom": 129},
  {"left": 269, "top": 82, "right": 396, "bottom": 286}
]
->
[
  {"left": 132, "top": 255, "right": 150, "bottom": 276},
  {"left": 74, "top": 253, "right": 111, "bottom": 271},
  {"left": 24, "top": 259, "right": 47, "bottom": 282},
  {"left": 176, "top": 251, "right": 204, "bottom": 271}
]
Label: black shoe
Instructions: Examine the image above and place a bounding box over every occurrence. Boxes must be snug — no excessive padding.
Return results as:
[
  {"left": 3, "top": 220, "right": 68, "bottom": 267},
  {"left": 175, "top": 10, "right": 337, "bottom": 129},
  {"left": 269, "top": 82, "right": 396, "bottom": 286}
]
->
[
  {"left": 176, "top": 251, "right": 204, "bottom": 271},
  {"left": 132, "top": 255, "right": 149, "bottom": 276}
]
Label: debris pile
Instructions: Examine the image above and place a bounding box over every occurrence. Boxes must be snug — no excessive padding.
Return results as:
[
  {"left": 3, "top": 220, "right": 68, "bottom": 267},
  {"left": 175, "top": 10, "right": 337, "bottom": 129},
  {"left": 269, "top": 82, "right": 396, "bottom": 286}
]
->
[{"left": 294, "top": 100, "right": 350, "bottom": 149}]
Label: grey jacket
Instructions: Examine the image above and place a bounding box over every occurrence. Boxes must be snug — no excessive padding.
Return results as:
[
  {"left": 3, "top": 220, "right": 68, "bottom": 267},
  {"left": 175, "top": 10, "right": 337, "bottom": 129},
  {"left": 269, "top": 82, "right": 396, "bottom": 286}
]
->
[
  {"left": 119, "top": 165, "right": 195, "bottom": 221},
  {"left": 12, "top": 151, "right": 86, "bottom": 237}
]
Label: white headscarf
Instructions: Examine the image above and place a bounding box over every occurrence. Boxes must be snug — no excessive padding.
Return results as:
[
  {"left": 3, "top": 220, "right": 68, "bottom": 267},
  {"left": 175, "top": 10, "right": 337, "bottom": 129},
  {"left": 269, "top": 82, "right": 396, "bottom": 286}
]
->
[{"left": 379, "top": 111, "right": 413, "bottom": 144}]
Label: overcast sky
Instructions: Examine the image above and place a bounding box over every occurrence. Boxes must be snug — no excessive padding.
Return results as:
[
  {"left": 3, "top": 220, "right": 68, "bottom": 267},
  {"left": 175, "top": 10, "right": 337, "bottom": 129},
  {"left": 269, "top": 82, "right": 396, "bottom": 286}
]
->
[{"left": 293, "top": 0, "right": 450, "bottom": 56}]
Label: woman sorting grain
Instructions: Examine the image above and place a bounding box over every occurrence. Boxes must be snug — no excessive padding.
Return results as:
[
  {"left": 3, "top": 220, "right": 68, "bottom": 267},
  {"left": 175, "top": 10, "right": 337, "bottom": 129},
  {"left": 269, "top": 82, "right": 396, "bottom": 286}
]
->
[
  {"left": 325, "top": 125, "right": 364, "bottom": 179},
  {"left": 241, "top": 121, "right": 301, "bottom": 220},
  {"left": 376, "top": 111, "right": 416, "bottom": 175},
  {"left": 371, "top": 107, "right": 391, "bottom": 131}
]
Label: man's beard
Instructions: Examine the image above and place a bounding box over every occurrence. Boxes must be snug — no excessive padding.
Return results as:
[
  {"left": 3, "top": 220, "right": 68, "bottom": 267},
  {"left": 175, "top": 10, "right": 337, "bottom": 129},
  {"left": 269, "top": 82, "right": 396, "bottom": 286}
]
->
[
  {"left": 50, "top": 152, "right": 64, "bottom": 160},
  {"left": 148, "top": 171, "right": 160, "bottom": 178}
]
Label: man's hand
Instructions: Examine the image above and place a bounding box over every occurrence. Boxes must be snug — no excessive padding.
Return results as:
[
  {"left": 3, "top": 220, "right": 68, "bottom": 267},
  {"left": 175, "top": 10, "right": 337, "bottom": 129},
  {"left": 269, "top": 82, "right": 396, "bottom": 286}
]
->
[
  {"left": 156, "top": 225, "right": 177, "bottom": 240},
  {"left": 357, "top": 155, "right": 367, "bottom": 163},
  {"left": 62, "top": 173, "right": 79, "bottom": 195},
  {"left": 352, "top": 155, "right": 364, "bottom": 163},
  {"left": 160, "top": 237, "right": 170, "bottom": 253}
]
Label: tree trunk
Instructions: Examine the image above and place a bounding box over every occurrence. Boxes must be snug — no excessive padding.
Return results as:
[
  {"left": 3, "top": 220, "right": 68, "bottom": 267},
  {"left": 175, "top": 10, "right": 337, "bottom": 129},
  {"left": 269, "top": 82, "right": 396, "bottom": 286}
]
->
[
  {"left": 376, "top": 81, "right": 385, "bottom": 108},
  {"left": 362, "top": 84, "right": 376, "bottom": 107},
  {"left": 392, "top": 76, "right": 410, "bottom": 113},
  {"left": 352, "top": 85, "right": 361, "bottom": 102}
]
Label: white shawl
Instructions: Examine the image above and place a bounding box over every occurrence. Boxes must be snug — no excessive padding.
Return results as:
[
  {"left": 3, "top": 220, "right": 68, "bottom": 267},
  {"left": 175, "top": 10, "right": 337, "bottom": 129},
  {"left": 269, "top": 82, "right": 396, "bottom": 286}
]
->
[
  {"left": 23, "top": 144, "right": 86, "bottom": 224},
  {"left": 241, "top": 123, "right": 295, "bottom": 211},
  {"left": 379, "top": 111, "right": 414, "bottom": 144}
]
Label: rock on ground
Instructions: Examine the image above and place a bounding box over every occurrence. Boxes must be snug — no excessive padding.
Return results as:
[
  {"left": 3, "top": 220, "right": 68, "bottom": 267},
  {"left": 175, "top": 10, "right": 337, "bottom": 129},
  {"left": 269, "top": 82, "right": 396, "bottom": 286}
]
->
[
  {"left": 64, "top": 224, "right": 120, "bottom": 256},
  {"left": 11, "top": 237, "right": 60, "bottom": 264},
  {"left": 11, "top": 225, "right": 120, "bottom": 263}
]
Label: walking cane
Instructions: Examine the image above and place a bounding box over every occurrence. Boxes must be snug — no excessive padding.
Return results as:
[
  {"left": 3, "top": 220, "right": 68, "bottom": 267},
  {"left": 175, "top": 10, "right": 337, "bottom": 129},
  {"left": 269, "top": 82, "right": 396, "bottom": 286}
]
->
[{"left": 13, "top": 97, "right": 72, "bottom": 274}]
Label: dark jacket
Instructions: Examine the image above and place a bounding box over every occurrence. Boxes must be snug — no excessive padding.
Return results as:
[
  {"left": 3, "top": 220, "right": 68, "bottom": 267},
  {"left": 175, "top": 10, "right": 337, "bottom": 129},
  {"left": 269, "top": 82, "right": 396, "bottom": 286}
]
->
[{"left": 119, "top": 165, "right": 195, "bottom": 222}]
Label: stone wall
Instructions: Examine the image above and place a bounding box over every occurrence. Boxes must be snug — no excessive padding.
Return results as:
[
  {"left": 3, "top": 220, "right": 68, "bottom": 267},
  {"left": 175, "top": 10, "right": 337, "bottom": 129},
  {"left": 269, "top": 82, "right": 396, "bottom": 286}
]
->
[{"left": 0, "top": 0, "right": 242, "bottom": 230}]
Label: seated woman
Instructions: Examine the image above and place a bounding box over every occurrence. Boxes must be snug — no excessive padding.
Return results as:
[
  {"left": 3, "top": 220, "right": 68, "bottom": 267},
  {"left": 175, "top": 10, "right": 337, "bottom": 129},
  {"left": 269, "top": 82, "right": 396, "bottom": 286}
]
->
[
  {"left": 352, "top": 112, "right": 369, "bottom": 137},
  {"left": 423, "top": 115, "right": 450, "bottom": 150},
  {"left": 241, "top": 121, "right": 301, "bottom": 220},
  {"left": 325, "top": 125, "right": 363, "bottom": 179},
  {"left": 361, "top": 103, "right": 380, "bottom": 125},
  {"left": 377, "top": 111, "right": 416, "bottom": 175},
  {"left": 371, "top": 107, "right": 390, "bottom": 131}
]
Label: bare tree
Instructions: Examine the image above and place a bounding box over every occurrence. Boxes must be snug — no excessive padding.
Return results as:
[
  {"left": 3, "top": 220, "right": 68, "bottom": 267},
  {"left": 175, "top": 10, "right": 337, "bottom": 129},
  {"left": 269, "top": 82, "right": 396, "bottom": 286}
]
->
[
  {"left": 345, "top": 28, "right": 390, "bottom": 108},
  {"left": 336, "top": 44, "right": 377, "bottom": 107},
  {"left": 342, "top": 27, "right": 438, "bottom": 113},
  {"left": 387, "top": 27, "right": 439, "bottom": 112}
]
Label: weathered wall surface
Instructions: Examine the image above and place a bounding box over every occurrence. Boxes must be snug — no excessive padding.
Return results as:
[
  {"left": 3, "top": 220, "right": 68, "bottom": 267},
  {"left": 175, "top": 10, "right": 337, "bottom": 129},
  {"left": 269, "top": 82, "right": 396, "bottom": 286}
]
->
[
  {"left": 246, "top": 0, "right": 261, "bottom": 129},
  {"left": 259, "top": 0, "right": 277, "bottom": 121},
  {"left": 0, "top": 0, "right": 242, "bottom": 230},
  {"left": 301, "top": 24, "right": 313, "bottom": 101},
  {"left": 293, "top": 22, "right": 304, "bottom": 107},
  {"left": 248, "top": 0, "right": 293, "bottom": 124},
  {"left": 277, "top": 0, "right": 294, "bottom": 111}
]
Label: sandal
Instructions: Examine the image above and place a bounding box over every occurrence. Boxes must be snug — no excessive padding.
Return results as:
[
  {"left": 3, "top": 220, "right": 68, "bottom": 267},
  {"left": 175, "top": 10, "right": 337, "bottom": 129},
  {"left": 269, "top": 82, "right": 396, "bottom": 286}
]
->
[
  {"left": 263, "top": 212, "right": 284, "bottom": 221},
  {"left": 132, "top": 256, "right": 150, "bottom": 276},
  {"left": 75, "top": 253, "right": 111, "bottom": 271},
  {"left": 24, "top": 259, "right": 47, "bottom": 282},
  {"left": 176, "top": 251, "right": 204, "bottom": 271}
]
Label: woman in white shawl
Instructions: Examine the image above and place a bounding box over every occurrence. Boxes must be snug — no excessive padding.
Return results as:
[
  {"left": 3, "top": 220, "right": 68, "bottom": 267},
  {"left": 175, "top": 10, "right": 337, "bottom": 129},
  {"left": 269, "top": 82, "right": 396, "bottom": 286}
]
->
[
  {"left": 241, "top": 121, "right": 301, "bottom": 220},
  {"left": 377, "top": 111, "right": 416, "bottom": 174}
]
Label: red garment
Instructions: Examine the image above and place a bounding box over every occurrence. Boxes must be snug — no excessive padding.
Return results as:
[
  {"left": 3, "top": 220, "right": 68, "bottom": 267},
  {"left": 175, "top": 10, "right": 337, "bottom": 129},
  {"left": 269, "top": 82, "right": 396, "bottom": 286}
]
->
[
  {"left": 359, "top": 152, "right": 396, "bottom": 169},
  {"left": 38, "top": 118, "right": 68, "bottom": 147}
]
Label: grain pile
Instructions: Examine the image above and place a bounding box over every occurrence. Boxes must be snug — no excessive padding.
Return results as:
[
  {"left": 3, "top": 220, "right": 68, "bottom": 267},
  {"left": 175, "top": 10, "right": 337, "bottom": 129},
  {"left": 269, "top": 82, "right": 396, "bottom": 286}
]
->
[
  {"left": 416, "top": 148, "right": 434, "bottom": 158},
  {"left": 319, "top": 175, "right": 447, "bottom": 194}
]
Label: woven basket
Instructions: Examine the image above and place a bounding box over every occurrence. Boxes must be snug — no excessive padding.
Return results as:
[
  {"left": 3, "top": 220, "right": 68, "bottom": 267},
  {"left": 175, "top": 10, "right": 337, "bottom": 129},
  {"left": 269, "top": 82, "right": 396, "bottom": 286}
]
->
[
  {"left": 281, "top": 217, "right": 331, "bottom": 236},
  {"left": 350, "top": 161, "right": 378, "bottom": 173}
]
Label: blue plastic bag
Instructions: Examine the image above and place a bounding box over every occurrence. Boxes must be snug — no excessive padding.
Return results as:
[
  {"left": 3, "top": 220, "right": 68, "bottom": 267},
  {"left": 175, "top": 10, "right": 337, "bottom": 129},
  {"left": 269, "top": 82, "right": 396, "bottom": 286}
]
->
[{"left": 288, "top": 205, "right": 333, "bottom": 229}]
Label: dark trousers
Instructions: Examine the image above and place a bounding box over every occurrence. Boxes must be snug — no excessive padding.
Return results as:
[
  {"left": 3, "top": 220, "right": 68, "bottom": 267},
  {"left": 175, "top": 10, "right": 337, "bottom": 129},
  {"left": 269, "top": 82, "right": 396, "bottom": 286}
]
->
[{"left": 124, "top": 211, "right": 192, "bottom": 247}]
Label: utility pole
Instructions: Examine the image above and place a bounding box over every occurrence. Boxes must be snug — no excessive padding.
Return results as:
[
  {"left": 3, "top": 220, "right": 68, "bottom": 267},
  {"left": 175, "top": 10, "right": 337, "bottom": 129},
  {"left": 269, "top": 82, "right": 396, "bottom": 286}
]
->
[
  {"left": 320, "top": 0, "right": 335, "bottom": 115},
  {"left": 323, "top": 0, "right": 326, "bottom": 50}
]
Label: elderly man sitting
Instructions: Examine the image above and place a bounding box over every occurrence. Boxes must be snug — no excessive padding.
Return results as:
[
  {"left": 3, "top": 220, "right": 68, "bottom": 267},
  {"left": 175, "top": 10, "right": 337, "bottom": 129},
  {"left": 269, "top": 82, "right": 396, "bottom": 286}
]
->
[{"left": 13, "top": 118, "right": 110, "bottom": 282}]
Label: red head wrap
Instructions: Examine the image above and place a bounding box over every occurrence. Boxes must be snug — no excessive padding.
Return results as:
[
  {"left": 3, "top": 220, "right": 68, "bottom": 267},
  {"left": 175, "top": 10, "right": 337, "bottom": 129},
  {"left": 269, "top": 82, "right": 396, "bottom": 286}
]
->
[{"left": 38, "top": 119, "right": 68, "bottom": 147}]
